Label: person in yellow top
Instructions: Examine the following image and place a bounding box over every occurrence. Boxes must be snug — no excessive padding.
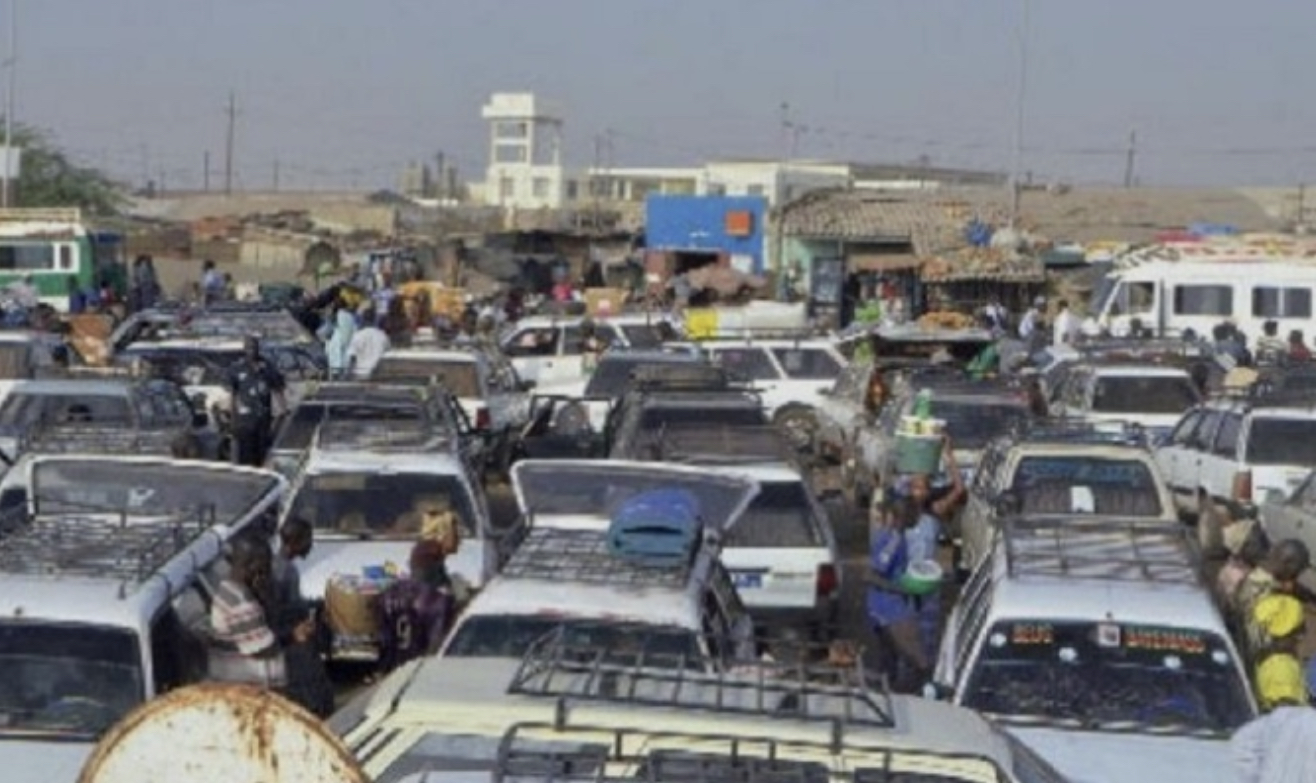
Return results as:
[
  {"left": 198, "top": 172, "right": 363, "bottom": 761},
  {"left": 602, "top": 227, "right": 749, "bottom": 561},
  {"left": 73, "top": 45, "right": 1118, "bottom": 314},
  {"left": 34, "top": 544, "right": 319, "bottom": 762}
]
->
[
  {"left": 1237, "top": 540, "right": 1310, "bottom": 663},
  {"left": 1252, "top": 593, "right": 1306, "bottom": 712}
]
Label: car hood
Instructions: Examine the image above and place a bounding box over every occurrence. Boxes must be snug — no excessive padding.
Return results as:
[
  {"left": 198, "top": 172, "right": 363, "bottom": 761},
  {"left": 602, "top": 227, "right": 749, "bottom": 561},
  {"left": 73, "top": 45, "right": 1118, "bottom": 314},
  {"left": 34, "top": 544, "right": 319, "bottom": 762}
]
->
[
  {"left": 299, "top": 538, "right": 489, "bottom": 600},
  {"left": 0, "top": 738, "right": 93, "bottom": 783},
  {"left": 1008, "top": 725, "right": 1235, "bottom": 783}
]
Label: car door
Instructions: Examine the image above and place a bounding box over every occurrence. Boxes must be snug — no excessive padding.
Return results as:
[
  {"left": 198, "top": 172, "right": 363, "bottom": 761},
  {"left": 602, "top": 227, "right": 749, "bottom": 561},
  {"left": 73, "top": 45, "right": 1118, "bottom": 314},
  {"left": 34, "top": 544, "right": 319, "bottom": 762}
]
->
[
  {"left": 1156, "top": 408, "right": 1203, "bottom": 505},
  {"left": 959, "top": 444, "right": 1006, "bottom": 568},
  {"left": 1189, "top": 409, "right": 1227, "bottom": 500}
]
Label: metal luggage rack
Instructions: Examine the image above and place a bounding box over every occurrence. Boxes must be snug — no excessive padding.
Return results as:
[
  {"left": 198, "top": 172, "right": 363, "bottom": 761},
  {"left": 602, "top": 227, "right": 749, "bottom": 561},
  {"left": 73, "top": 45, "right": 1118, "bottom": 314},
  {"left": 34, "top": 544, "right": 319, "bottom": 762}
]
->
[
  {"left": 0, "top": 502, "right": 216, "bottom": 591},
  {"left": 501, "top": 528, "right": 699, "bottom": 588},
  {"left": 21, "top": 423, "right": 175, "bottom": 457},
  {"left": 1007, "top": 418, "right": 1148, "bottom": 446},
  {"left": 657, "top": 425, "right": 799, "bottom": 465},
  {"left": 485, "top": 722, "right": 1006, "bottom": 783},
  {"left": 303, "top": 381, "right": 429, "bottom": 404},
  {"left": 1071, "top": 337, "right": 1204, "bottom": 360},
  {"left": 998, "top": 516, "right": 1200, "bottom": 584},
  {"left": 313, "top": 417, "right": 452, "bottom": 453},
  {"left": 507, "top": 627, "right": 896, "bottom": 741},
  {"left": 630, "top": 365, "right": 744, "bottom": 394}
]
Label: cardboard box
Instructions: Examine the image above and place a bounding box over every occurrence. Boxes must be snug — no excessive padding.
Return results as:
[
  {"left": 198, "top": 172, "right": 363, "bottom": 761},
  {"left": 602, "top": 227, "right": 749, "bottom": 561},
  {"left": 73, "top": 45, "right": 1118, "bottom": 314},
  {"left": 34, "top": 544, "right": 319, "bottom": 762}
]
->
[{"left": 585, "top": 287, "right": 626, "bottom": 318}]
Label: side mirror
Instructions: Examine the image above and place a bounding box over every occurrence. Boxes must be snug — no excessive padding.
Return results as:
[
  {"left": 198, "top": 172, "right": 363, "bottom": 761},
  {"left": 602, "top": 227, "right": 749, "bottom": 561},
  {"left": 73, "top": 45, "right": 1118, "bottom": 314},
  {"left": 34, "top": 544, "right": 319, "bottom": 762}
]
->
[{"left": 921, "top": 681, "right": 955, "bottom": 701}]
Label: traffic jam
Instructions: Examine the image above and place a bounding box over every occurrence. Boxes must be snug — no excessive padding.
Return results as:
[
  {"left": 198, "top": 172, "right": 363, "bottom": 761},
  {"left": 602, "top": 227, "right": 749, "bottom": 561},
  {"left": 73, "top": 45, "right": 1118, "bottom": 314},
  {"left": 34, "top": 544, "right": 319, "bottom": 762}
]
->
[{"left": 7, "top": 237, "right": 1316, "bottom": 783}]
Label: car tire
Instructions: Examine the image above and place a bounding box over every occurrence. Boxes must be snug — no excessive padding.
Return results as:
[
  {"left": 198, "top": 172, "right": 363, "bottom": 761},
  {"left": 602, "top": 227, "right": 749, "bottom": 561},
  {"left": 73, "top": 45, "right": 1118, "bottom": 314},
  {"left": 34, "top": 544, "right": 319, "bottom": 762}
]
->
[
  {"left": 1198, "top": 493, "right": 1226, "bottom": 559},
  {"left": 774, "top": 406, "right": 818, "bottom": 453}
]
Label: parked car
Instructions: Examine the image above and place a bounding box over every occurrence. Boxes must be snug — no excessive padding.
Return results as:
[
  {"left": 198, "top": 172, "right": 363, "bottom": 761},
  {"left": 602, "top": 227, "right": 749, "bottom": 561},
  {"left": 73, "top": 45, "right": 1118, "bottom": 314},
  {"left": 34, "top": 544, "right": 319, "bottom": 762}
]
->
[
  {"left": 1154, "top": 386, "right": 1316, "bottom": 553},
  {"left": 499, "top": 313, "right": 678, "bottom": 385},
  {"left": 958, "top": 421, "right": 1177, "bottom": 573},
  {"left": 933, "top": 516, "right": 1256, "bottom": 783},
  {"left": 1049, "top": 361, "right": 1200, "bottom": 440}
]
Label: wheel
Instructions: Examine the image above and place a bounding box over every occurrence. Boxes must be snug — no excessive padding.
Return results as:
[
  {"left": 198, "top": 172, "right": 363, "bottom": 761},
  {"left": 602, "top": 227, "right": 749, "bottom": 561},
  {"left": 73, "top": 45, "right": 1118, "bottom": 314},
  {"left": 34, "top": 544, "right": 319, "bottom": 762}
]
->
[
  {"left": 1198, "top": 493, "right": 1226, "bottom": 559},
  {"left": 774, "top": 406, "right": 818, "bottom": 453}
]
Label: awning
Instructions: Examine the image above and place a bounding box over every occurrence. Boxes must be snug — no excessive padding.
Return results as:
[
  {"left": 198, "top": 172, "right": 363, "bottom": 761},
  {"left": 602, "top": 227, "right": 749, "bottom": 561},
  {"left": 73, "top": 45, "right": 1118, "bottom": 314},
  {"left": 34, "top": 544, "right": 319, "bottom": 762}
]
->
[{"left": 847, "top": 252, "right": 921, "bottom": 272}]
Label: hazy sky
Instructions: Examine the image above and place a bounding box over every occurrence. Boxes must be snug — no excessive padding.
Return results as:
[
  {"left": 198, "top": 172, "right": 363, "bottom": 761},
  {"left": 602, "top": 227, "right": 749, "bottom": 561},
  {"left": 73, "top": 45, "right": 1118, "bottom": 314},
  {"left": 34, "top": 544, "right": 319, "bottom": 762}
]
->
[{"left": 14, "top": 0, "right": 1316, "bottom": 190}]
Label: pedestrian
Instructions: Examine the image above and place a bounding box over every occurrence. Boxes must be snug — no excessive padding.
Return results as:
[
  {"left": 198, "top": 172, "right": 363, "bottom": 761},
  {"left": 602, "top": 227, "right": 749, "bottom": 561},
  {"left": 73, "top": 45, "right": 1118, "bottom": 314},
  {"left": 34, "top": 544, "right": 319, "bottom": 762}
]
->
[
  {"left": 131, "top": 255, "right": 161, "bottom": 312},
  {"left": 896, "top": 438, "right": 965, "bottom": 665},
  {"left": 865, "top": 496, "right": 929, "bottom": 692},
  {"left": 207, "top": 535, "right": 310, "bottom": 689},
  {"left": 66, "top": 275, "right": 87, "bottom": 314},
  {"left": 376, "top": 530, "right": 460, "bottom": 674},
  {"left": 200, "top": 260, "right": 225, "bottom": 305},
  {"left": 1257, "top": 320, "right": 1285, "bottom": 366},
  {"left": 226, "top": 335, "right": 286, "bottom": 467},
  {"left": 1237, "top": 539, "right": 1311, "bottom": 664},
  {"left": 1051, "top": 299, "right": 1079, "bottom": 347},
  {"left": 1017, "top": 296, "right": 1044, "bottom": 342},
  {"left": 1251, "top": 593, "right": 1306, "bottom": 713},
  {"left": 270, "top": 517, "right": 334, "bottom": 717},
  {"left": 1231, "top": 661, "right": 1316, "bottom": 783},
  {"left": 1288, "top": 330, "right": 1312, "bottom": 363},
  {"left": 320, "top": 304, "right": 357, "bottom": 378},
  {"left": 346, "top": 310, "right": 392, "bottom": 379}
]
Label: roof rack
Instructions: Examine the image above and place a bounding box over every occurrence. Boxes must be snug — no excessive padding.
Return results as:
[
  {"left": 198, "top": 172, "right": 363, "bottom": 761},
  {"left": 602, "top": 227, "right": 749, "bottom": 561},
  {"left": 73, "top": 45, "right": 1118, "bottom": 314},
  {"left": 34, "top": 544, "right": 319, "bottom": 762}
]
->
[
  {"left": 302, "top": 382, "right": 432, "bottom": 404},
  {"left": 500, "top": 528, "right": 701, "bottom": 589},
  {"left": 656, "top": 424, "right": 799, "bottom": 466},
  {"left": 482, "top": 721, "right": 1008, "bottom": 783},
  {"left": 998, "top": 516, "right": 1199, "bottom": 584},
  {"left": 312, "top": 417, "right": 452, "bottom": 454},
  {"left": 1008, "top": 418, "right": 1149, "bottom": 447},
  {"left": 0, "top": 505, "right": 217, "bottom": 594},
  {"left": 629, "top": 364, "right": 734, "bottom": 393},
  {"left": 21, "top": 423, "right": 176, "bottom": 457},
  {"left": 507, "top": 627, "right": 895, "bottom": 740}
]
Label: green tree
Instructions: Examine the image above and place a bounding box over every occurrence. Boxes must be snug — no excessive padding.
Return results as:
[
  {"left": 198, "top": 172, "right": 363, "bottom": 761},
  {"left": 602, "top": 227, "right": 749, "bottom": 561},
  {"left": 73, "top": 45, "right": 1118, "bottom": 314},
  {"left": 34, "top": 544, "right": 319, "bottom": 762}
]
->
[{"left": 6, "top": 123, "right": 122, "bottom": 215}]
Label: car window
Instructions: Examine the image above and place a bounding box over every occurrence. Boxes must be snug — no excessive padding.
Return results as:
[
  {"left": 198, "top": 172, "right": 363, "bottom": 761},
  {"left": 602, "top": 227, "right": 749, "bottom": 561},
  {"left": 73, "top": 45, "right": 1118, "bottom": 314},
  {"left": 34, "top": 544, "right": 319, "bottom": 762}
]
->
[
  {"left": 723, "top": 481, "right": 824, "bottom": 548},
  {"left": 1291, "top": 473, "right": 1316, "bottom": 510},
  {"left": 770, "top": 347, "right": 842, "bottom": 380},
  {"left": 1010, "top": 456, "right": 1164, "bottom": 516},
  {"left": 1191, "top": 410, "right": 1224, "bottom": 450},
  {"left": 1212, "top": 414, "right": 1243, "bottom": 459},
  {"left": 1245, "top": 417, "right": 1316, "bottom": 466},
  {"left": 140, "top": 380, "right": 194, "bottom": 425},
  {"left": 503, "top": 327, "right": 558, "bottom": 357},
  {"left": 711, "top": 348, "right": 778, "bottom": 382},
  {"left": 621, "top": 324, "right": 665, "bottom": 349},
  {"left": 1091, "top": 375, "right": 1199, "bottom": 415},
  {"left": 1170, "top": 410, "right": 1203, "bottom": 446},
  {"left": 0, "top": 392, "right": 135, "bottom": 427}
]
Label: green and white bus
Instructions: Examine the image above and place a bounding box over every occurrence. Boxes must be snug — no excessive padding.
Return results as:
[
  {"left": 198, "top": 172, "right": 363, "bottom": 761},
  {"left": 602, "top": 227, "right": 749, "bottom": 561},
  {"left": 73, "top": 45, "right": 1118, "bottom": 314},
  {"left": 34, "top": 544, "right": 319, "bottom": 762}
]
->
[{"left": 0, "top": 208, "right": 125, "bottom": 310}]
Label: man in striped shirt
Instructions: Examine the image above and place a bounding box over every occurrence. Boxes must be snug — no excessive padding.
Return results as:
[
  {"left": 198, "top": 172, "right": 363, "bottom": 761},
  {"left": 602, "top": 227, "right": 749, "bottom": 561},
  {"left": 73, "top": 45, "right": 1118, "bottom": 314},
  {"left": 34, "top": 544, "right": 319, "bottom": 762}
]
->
[{"left": 208, "top": 536, "right": 289, "bottom": 688}]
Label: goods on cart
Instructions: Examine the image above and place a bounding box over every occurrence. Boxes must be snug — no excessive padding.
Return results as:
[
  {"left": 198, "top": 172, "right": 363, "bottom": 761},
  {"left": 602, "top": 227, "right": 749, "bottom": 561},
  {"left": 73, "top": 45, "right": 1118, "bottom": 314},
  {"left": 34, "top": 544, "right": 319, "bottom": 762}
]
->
[
  {"left": 894, "top": 389, "right": 945, "bottom": 474},
  {"left": 918, "top": 310, "right": 975, "bottom": 330}
]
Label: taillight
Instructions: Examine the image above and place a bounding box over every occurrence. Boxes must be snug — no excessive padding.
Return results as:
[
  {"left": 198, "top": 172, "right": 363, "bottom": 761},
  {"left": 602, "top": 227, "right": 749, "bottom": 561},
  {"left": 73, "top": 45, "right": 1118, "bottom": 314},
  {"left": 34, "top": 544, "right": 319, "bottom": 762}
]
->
[
  {"left": 816, "top": 564, "right": 838, "bottom": 599},
  {"left": 475, "top": 407, "right": 491, "bottom": 430},
  {"left": 1233, "top": 470, "right": 1253, "bottom": 502}
]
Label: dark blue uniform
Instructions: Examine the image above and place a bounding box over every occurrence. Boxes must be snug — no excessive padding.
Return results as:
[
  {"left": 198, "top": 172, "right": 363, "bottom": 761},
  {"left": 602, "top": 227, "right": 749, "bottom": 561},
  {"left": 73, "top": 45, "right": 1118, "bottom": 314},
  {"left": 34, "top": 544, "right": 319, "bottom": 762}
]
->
[{"left": 227, "top": 357, "right": 286, "bottom": 466}]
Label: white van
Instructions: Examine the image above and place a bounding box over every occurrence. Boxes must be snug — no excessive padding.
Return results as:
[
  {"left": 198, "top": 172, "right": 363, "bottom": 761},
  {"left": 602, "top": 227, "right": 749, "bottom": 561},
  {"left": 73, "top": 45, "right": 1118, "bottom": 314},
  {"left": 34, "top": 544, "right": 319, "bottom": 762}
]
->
[{"left": 1090, "top": 240, "right": 1316, "bottom": 340}]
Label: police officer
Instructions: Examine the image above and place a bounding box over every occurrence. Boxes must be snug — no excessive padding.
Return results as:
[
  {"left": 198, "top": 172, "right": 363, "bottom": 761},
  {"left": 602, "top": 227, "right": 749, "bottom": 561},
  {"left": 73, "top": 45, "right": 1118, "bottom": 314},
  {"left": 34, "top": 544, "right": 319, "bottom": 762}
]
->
[{"left": 227, "top": 335, "right": 286, "bottom": 467}]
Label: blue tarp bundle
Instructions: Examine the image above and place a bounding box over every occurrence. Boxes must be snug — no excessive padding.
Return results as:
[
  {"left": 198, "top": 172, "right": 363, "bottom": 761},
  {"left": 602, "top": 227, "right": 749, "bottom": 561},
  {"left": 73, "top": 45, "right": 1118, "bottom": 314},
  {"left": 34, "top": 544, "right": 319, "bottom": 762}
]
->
[
  {"left": 608, "top": 489, "right": 701, "bottom": 565},
  {"left": 1189, "top": 222, "right": 1238, "bottom": 237}
]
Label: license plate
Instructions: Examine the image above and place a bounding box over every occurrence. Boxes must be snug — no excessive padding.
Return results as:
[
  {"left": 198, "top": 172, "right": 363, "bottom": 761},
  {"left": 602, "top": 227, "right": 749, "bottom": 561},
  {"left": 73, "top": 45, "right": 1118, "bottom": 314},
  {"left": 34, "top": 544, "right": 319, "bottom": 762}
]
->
[{"left": 732, "top": 572, "right": 763, "bottom": 589}]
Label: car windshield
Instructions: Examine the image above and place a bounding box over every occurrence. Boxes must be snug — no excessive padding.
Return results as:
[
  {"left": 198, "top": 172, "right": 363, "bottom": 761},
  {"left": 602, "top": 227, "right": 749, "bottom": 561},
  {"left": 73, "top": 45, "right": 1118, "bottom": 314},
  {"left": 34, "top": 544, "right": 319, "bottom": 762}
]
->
[
  {"left": 621, "top": 324, "right": 666, "bottom": 349},
  {"left": 513, "top": 462, "right": 754, "bottom": 530},
  {"left": 288, "top": 472, "right": 475, "bottom": 538},
  {"left": 1246, "top": 417, "right": 1316, "bottom": 466},
  {"left": 0, "top": 622, "right": 143, "bottom": 739},
  {"left": 725, "top": 481, "right": 824, "bottom": 548},
  {"left": 274, "top": 402, "right": 429, "bottom": 452},
  {"left": 1010, "top": 456, "right": 1164, "bottom": 516},
  {"left": 935, "top": 401, "right": 1030, "bottom": 449},
  {"left": 586, "top": 358, "right": 698, "bottom": 397},
  {"left": 963, "top": 620, "right": 1253, "bottom": 736},
  {"left": 31, "top": 459, "right": 280, "bottom": 521},
  {"left": 1092, "top": 376, "right": 1199, "bottom": 415},
  {"left": 372, "top": 358, "right": 483, "bottom": 398},
  {"left": 444, "top": 617, "right": 701, "bottom": 665},
  {"left": 0, "top": 392, "right": 133, "bottom": 428}
]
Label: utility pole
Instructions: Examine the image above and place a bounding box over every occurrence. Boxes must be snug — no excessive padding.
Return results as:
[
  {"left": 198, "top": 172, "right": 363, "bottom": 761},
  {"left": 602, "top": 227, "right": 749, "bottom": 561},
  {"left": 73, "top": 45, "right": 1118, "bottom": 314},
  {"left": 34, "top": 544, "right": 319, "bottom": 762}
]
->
[
  {"left": 223, "top": 91, "right": 237, "bottom": 196},
  {"left": 139, "top": 143, "right": 150, "bottom": 192},
  {"left": 1, "top": 0, "right": 16, "bottom": 208},
  {"left": 1123, "top": 129, "right": 1138, "bottom": 189},
  {"left": 202, "top": 150, "right": 210, "bottom": 192},
  {"left": 434, "top": 151, "right": 445, "bottom": 199},
  {"left": 1008, "top": 0, "right": 1031, "bottom": 228},
  {"left": 591, "top": 132, "right": 603, "bottom": 231},
  {"left": 272, "top": 158, "right": 280, "bottom": 191},
  {"left": 774, "top": 102, "right": 792, "bottom": 298}
]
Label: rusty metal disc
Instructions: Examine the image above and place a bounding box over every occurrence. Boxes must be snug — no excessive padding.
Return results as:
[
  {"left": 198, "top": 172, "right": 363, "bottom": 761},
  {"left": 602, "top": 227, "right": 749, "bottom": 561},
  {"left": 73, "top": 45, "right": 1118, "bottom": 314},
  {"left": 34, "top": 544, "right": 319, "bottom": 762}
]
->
[{"left": 78, "top": 683, "right": 368, "bottom": 783}]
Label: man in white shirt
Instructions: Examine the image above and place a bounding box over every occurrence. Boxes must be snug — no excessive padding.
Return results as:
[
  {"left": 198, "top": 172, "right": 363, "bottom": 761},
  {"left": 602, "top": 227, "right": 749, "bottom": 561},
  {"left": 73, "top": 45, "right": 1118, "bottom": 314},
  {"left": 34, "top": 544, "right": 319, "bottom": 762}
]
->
[
  {"left": 1052, "top": 299, "right": 1080, "bottom": 347},
  {"left": 1232, "top": 669, "right": 1316, "bottom": 783},
  {"left": 1018, "top": 296, "right": 1045, "bottom": 340},
  {"left": 347, "top": 319, "right": 392, "bottom": 379}
]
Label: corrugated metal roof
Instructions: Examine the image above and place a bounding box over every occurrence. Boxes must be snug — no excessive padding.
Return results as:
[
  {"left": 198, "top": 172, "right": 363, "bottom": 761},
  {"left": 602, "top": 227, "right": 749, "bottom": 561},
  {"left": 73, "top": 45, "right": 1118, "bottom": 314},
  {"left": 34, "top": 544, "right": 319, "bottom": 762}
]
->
[{"left": 779, "top": 189, "right": 972, "bottom": 256}]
